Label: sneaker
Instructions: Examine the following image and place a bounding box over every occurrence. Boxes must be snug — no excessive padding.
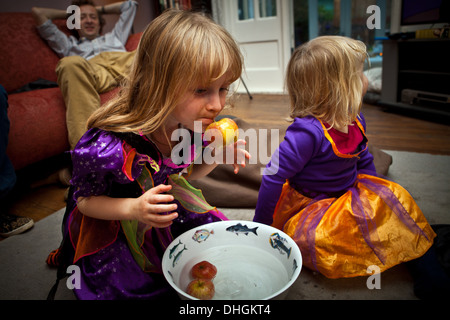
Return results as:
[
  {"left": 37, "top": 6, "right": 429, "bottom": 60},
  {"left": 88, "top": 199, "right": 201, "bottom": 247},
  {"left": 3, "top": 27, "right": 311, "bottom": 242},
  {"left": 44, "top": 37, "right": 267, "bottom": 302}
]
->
[{"left": 0, "top": 214, "right": 34, "bottom": 237}]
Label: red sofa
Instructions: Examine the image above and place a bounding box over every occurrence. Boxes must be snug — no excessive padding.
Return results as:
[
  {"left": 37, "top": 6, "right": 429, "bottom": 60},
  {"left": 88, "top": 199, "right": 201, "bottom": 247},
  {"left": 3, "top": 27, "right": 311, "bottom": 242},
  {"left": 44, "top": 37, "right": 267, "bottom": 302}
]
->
[{"left": 0, "top": 12, "right": 141, "bottom": 170}]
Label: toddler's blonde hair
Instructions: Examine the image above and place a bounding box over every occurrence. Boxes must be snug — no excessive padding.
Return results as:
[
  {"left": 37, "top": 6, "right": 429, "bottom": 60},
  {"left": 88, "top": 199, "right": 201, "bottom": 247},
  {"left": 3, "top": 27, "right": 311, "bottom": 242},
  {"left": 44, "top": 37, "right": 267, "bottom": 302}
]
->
[
  {"left": 286, "top": 36, "right": 367, "bottom": 128},
  {"left": 88, "top": 9, "right": 243, "bottom": 134}
]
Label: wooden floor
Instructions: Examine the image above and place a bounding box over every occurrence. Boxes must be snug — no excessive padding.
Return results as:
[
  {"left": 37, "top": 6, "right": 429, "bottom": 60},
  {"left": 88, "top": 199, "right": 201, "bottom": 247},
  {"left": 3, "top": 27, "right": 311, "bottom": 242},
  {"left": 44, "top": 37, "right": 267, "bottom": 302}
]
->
[{"left": 4, "top": 94, "right": 450, "bottom": 226}]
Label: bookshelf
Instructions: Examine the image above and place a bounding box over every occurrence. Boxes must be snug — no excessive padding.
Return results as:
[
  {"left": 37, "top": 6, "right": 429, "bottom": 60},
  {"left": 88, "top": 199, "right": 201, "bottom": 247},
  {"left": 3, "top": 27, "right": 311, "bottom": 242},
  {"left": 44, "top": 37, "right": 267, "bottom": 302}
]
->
[
  {"left": 155, "top": 0, "right": 212, "bottom": 15},
  {"left": 379, "top": 38, "right": 450, "bottom": 123}
]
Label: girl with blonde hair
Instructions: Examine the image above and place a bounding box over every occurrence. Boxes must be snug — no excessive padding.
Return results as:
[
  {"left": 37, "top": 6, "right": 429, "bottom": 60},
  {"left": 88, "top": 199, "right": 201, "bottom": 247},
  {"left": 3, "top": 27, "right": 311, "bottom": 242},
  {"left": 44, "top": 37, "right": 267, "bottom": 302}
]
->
[
  {"left": 254, "top": 36, "right": 436, "bottom": 280},
  {"left": 51, "top": 9, "right": 248, "bottom": 299}
]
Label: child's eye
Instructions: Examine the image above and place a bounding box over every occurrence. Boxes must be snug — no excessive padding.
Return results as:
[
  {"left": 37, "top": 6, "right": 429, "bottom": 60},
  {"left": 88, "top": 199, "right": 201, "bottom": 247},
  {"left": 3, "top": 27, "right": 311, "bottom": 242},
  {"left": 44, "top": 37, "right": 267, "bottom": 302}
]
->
[{"left": 195, "top": 89, "right": 207, "bottom": 95}]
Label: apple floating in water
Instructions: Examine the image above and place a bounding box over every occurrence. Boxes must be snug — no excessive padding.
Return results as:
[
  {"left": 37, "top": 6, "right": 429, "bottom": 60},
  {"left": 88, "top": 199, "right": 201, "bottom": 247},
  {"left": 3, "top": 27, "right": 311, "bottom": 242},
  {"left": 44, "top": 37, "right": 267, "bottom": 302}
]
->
[
  {"left": 186, "top": 278, "right": 215, "bottom": 300},
  {"left": 191, "top": 260, "right": 217, "bottom": 280},
  {"left": 186, "top": 261, "right": 218, "bottom": 299},
  {"left": 204, "top": 118, "right": 239, "bottom": 147}
]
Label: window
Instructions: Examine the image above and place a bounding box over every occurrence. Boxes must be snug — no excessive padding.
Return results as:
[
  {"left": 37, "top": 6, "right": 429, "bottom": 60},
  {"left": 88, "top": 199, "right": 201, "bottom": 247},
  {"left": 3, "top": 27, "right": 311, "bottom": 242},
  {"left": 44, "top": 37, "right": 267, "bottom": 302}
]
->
[
  {"left": 293, "top": 0, "right": 391, "bottom": 68},
  {"left": 238, "top": 0, "right": 255, "bottom": 20},
  {"left": 238, "top": 0, "right": 277, "bottom": 20},
  {"left": 259, "top": 0, "right": 277, "bottom": 18}
]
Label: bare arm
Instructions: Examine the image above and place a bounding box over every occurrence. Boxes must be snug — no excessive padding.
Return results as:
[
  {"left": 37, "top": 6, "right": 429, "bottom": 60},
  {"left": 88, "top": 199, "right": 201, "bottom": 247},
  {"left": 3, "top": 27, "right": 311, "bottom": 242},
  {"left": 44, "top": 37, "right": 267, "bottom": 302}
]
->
[{"left": 77, "top": 184, "right": 179, "bottom": 228}]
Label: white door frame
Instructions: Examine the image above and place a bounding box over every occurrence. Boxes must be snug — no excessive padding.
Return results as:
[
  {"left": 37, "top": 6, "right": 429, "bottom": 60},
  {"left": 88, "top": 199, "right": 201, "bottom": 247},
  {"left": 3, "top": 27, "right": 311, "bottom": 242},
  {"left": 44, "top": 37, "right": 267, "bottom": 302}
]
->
[{"left": 212, "top": 0, "right": 294, "bottom": 94}]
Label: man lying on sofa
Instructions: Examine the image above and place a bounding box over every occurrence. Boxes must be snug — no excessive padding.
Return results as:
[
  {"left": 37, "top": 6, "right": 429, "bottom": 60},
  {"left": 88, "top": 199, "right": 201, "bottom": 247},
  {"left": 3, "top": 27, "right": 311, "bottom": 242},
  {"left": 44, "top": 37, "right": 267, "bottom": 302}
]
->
[{"left": 31, "top": 0, "right": 138, "bottom": 150}]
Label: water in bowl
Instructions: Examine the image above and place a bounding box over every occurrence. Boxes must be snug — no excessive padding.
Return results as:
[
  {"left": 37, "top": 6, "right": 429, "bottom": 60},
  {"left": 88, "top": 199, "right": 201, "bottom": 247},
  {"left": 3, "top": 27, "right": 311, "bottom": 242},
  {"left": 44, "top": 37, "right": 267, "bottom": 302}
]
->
[{"left": 178, "top": 245, "right": 289, "bottom": 300}]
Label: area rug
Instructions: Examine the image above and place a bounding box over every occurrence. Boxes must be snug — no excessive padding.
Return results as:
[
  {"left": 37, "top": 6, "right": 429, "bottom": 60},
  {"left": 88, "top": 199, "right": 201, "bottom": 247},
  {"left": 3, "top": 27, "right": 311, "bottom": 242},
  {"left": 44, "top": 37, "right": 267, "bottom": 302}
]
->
[{"left": 0, "top": 150, "right": 448, "bottom": 300}]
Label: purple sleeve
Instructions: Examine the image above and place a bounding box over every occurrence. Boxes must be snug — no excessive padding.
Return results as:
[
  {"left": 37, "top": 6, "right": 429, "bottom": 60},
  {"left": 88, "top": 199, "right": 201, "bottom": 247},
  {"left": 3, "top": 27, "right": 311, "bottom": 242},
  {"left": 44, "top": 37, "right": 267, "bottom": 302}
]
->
[
  {"left": 253, "top": 120, "right": 319, "bottom": 225},
  {"left": 356, "top": 114, "right": 377, "bottom": 175},
  {"left": 70, "top": 128, "right": 143, "bottom": 201},
  {"left": 357, "top": 147, "right": 376, "bottom": 174}
]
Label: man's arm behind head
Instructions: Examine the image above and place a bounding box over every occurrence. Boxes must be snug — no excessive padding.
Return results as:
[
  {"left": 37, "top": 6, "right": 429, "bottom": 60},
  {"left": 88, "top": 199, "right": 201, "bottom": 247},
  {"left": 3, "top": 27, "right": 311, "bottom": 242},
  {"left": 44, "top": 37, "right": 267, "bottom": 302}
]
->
[{"left": 31, "top": 7, "right": 67, "bottom": 26}]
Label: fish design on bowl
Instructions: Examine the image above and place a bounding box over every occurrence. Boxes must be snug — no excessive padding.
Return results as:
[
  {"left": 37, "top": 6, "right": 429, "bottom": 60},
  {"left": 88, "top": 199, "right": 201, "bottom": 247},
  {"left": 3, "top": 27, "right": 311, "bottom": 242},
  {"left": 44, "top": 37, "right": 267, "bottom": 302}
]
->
[
  {"left": 192, "top": 228, "right": 214, "bottom": 243},
  {"left": 269, "top": 233, "right": 292, "bottom": 259},
  {"left": 226, "top": 223, "right": 258, "bottom": 236}
]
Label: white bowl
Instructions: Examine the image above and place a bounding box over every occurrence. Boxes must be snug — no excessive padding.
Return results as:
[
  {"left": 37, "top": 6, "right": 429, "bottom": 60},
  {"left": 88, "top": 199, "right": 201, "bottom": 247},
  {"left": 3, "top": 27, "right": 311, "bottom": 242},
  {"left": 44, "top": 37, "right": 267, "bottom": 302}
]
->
[{"left": 162, "top": 220, "right": 302, "bottom": 300}]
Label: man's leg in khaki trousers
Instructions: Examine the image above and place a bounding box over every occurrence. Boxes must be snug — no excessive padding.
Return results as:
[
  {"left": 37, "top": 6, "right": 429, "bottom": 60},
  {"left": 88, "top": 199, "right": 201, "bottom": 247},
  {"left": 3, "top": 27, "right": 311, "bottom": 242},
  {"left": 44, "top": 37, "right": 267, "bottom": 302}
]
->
[{"left": 56, "top": 51, "right": 135, "bottom": 149}]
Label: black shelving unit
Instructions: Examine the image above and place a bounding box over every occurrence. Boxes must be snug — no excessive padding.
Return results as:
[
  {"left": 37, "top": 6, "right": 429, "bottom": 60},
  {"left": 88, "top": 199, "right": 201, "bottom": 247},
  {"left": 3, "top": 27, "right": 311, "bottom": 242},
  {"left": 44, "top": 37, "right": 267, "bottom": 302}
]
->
[{"left": 379, "top": 38, "right": 450, "bottom": 123}]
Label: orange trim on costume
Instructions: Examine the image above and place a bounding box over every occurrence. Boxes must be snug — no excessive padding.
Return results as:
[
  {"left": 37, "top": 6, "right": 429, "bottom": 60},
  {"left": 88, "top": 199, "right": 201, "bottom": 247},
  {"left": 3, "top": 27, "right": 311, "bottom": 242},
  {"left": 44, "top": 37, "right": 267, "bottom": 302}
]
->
[
  {"left": 69, "top": 207, "right": 120, "bottom": 263},
  {"left": 355, "top": 115, "right": 365, "bottom": 134},
  {"left": 354, "top": 116, "right": 369, "bottom": 155},
  {"left": 122, "top": 141, "right": 137, "bottom": 181},
  {"left": 319, "top": 117, "right": 368, "bottom": 159}
]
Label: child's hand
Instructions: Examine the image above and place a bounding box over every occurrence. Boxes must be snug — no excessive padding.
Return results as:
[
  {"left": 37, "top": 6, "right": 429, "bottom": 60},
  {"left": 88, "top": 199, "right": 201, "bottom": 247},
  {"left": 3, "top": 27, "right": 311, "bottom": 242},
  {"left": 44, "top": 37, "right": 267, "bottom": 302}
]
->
[
  {"left": 222, "top": 139, "right": 251, "bottom": 174},
  {"left": 131, "top": 184, "right": 178, "bottom": 228}
]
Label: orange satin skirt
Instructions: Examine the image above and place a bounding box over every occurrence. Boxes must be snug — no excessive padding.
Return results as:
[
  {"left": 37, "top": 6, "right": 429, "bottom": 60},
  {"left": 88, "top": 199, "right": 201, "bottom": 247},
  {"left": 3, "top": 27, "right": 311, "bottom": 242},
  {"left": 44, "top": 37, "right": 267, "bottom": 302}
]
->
[{"left": 272, "top": 174, "right": 436, "bottom": 278}]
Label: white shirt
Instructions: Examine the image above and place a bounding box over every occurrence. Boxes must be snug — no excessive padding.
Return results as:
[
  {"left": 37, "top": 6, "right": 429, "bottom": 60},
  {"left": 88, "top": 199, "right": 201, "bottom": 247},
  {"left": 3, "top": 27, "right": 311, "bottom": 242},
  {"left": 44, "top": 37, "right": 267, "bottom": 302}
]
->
[{"left": 37, "top": 0, "right": 138, "bottom": 60}]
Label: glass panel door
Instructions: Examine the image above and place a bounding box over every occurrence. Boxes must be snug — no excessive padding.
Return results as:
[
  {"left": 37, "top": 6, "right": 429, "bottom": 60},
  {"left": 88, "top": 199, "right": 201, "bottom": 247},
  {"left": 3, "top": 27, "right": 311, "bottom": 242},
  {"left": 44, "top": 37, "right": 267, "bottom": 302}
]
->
[
  {"left": 238, "top": 0, "right": 255, "bottom": 20},
  {"left": 227, "top": 0, "right": 289, "bottom": 93},
  {"left": 259, "top": 0, "right": 277, "bottom": 18},
  {"left": 238, "top": 0, "right": 277, "bottom": 20}
]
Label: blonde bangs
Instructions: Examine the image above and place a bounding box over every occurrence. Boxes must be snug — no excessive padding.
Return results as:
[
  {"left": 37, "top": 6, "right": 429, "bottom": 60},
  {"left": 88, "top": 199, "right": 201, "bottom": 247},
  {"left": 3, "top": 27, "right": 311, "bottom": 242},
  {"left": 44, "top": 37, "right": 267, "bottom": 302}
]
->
[{"left": 183, "top": 20, "right": 242, "bottom": 90}]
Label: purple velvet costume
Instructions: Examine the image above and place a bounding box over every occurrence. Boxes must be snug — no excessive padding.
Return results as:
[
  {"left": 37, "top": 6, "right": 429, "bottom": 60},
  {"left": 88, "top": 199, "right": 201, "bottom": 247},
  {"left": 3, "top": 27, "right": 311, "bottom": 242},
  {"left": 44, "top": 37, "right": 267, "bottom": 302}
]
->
[{"left": 66, "top": 128, "right": 226, "bottom": 299}]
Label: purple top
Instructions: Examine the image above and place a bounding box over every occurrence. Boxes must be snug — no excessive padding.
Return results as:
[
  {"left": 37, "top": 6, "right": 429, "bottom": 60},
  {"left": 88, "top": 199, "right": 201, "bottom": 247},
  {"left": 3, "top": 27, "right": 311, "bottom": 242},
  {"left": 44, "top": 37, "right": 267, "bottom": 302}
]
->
[
  {"left": 66, "top": 128, "right": 227, "bottom": 299},
  {"left": 254, "top": 115, "right": 376, "bottom": 225},
  {"left": 70, "top": 128, "right": 192, "bottom": 202}
]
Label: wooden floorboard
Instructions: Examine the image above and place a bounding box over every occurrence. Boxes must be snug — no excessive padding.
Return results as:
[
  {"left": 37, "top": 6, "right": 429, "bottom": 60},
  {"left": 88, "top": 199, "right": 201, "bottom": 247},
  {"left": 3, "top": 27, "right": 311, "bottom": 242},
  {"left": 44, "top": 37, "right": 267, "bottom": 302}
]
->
[
  {"left": 4, "top": 94, "right": 450, "bottom": 227},
  {"left": 361, "top": 103, "right": 450, "bottom": 155}
]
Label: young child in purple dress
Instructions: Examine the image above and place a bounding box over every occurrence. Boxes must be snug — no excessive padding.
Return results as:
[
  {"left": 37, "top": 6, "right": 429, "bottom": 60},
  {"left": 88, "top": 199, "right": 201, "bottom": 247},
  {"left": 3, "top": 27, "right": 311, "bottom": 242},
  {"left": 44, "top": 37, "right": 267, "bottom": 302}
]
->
[
  {"left": 253, "top": 36, "right": 437, "bottom": 282},
  {"left": 49, "top": 9, "right": 249, "bottom": 300}
]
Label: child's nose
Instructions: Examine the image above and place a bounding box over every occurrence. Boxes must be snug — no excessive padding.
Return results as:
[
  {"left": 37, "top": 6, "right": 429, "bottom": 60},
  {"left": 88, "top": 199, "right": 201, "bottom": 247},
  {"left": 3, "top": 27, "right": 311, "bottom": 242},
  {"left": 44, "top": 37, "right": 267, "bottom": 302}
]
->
[{"left": 206, "top": 93, "right": 223, "bottom": 112}]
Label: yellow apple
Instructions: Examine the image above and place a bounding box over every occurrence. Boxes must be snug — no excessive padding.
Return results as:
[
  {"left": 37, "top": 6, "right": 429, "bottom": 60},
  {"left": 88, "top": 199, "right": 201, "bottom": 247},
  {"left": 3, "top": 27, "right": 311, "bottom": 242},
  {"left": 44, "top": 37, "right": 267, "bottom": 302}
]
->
[
  {"left": 186, "top": 278, "right": 215, "bottom": 300},
  {"left": 204, "top": 118, "right": 239, "bottom": 147}
]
